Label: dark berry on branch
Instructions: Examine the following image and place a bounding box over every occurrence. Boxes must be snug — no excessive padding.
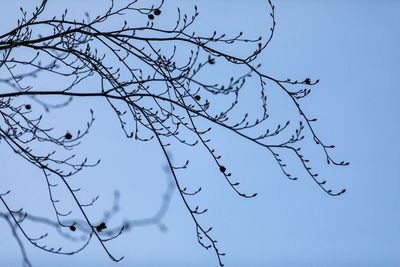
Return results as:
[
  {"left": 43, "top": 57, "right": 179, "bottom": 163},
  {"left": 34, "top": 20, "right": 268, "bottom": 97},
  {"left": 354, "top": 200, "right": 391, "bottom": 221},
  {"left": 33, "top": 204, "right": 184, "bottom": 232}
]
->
[{"left": 96, "top": 222, "right": 107, "bottom": 232}]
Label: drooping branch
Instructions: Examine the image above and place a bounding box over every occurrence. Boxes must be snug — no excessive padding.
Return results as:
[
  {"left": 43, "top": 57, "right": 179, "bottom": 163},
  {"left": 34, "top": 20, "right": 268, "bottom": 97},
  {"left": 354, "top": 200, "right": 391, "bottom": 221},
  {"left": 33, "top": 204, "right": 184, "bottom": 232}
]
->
[{"left": 0, "top": 0, "right": 348, "bottom": 266}]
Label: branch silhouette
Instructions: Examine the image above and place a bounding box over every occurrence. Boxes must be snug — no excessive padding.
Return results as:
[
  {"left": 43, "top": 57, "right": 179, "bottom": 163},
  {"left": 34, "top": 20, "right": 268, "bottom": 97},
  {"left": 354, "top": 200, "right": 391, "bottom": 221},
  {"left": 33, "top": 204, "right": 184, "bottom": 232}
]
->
[{"left": 0, "top": 0, "right": 348, "bottom": 266}]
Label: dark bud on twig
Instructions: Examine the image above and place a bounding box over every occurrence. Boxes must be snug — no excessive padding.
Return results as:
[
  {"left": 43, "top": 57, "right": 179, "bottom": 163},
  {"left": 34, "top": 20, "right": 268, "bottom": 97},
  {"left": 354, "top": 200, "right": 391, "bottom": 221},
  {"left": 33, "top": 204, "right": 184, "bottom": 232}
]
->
[
  {"left": 154, "top": 9, "right": 161, "bottom": 16},
  {"left": 65, "top": 132, "right": 72, "bottom": 140},
  {"left": 69, "top": 225, "right": 76, "bottom": 231},
  {"left": 96, "top": 222, "right": 107, "bottom": 232},
  {"left": 25, "top": 104, "right": 31, "bottom": 110},
  {"left": 219, "top": 166, "right": 226, "bottom": 173},
  {"left": 195, "top": 95, "right": 201, "bottom": 101},
  {"left": 148, "top": 14, "right": 154, "bottom": 20}
]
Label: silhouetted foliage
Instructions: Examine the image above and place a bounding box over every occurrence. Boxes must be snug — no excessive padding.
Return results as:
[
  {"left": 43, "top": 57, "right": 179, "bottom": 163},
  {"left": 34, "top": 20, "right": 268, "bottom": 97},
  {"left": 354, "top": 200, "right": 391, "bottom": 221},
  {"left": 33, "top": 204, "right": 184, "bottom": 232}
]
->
[{"left": 0, "top": 0, "right": 348, "bottom": 266}]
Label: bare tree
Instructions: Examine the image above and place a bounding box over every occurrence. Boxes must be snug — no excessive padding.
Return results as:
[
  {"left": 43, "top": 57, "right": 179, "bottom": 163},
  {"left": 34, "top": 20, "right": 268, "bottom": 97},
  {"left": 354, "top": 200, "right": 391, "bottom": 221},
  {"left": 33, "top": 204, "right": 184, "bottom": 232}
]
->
[{"left": 0, "top": 0, "right": 348, "bottom": 266}]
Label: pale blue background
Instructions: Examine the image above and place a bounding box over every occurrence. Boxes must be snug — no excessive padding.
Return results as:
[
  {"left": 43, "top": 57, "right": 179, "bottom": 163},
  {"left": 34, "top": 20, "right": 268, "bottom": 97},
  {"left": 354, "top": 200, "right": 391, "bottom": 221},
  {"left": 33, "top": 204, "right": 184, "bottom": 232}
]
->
[{"left": 0, "top": 1, "right": 399, "bottom": 266}]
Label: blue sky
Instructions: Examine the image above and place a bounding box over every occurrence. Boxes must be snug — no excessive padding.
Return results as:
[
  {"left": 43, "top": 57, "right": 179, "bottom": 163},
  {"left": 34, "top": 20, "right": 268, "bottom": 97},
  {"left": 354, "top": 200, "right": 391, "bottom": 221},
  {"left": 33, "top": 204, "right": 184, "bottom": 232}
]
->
[{"left": 0, "top": 1, "right": 399, "bottom": 266}]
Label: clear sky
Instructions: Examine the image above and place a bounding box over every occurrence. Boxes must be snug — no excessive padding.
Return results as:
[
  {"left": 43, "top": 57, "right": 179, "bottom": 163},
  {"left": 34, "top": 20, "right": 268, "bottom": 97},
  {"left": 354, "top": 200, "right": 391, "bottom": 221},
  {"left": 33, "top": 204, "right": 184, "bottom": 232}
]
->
[{"left": 0, "top": 1, "right": 399, "bottom": 267}]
